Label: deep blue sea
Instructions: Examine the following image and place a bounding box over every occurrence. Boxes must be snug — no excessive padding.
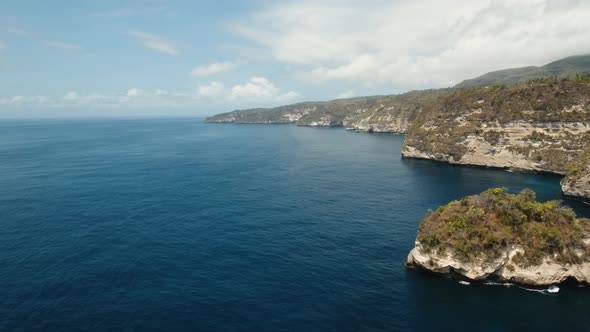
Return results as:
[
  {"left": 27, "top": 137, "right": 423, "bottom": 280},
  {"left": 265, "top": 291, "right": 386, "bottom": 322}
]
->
[{"left": 2, "top": 118, "right": 590, "bottom": 331}]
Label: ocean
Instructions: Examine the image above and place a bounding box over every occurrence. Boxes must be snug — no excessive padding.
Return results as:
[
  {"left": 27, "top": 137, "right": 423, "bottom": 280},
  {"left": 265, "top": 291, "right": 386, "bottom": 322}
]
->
[{"left": 1, "top": 118, "right": 590, "bottom": 331}]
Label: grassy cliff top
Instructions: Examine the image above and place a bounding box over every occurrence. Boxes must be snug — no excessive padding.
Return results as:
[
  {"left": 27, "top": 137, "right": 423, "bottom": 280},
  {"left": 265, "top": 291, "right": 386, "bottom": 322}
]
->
[
  {"left": 417, "top": 188, "right": 590, "bottom": 267},
  {"left": 420, "top": 76, "right": 590, "bottom": 124},
  {"left": 403, "top": 77, "right": 590, "bottom": 167}
]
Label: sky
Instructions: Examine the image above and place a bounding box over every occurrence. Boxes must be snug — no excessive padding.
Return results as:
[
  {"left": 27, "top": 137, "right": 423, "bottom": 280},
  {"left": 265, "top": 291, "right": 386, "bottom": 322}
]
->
[{"left": 1, "top": 0, "right": 590, "bottom": 118}]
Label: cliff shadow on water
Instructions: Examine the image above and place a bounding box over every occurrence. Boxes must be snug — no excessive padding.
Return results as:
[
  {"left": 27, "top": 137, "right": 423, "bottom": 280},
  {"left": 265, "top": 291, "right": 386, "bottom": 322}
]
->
[{"left": 398, "top": 157, "right": 590, "bottom": 218}]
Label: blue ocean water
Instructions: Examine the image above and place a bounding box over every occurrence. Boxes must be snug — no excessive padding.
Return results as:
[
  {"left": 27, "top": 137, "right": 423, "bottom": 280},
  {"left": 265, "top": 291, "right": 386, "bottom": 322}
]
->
[{"left": 1, "top": 118, "right": 590, "bottom": 332}]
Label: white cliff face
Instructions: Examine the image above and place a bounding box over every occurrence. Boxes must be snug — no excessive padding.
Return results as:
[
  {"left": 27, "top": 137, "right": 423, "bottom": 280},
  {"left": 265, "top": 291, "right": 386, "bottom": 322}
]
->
[
  {"left": 343, "top": 106, "right": 414, "bottom": 133},
  {"left": 282, "top": 107, "right": 313, "bottom": 122},
  {"left": 298, "top": 114, "right": 342, "bottom": 127},
  {"left": 403, "top": 120, "right": 590, "bottom": 174},
  {"left": 407, "top": 243, "right": 590, "bottom": 286}
]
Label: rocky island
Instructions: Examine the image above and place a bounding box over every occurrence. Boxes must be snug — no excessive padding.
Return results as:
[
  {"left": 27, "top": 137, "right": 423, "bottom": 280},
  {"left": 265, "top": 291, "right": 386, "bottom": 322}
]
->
[{"left": 406, "top": 188, "right": 590, "bottom": 286}]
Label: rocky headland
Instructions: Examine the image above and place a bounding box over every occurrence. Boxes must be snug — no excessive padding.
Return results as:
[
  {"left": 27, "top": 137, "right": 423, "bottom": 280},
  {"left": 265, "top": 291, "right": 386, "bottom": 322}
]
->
[
  {"left": 406, "top": 188, "right": 590, "bottom": 286},
  {"left": 401, "top": 78, "right": 590, "bottom": 174},
  {"left": 401, "top": 77, "right": 590, "bottom": 200}
]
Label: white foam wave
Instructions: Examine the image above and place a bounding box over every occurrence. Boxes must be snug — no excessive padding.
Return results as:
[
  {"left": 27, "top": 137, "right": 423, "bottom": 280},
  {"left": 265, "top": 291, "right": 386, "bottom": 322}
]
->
[
  {"left": 516, "top": 285, "right": 559, "bottom": 294},
  {"left": 484, "top": 281, "right": 513, "bottom": 287}
]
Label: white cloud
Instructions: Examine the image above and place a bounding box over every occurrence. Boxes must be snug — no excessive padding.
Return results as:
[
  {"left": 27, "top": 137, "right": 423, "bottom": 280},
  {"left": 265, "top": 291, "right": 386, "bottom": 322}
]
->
[
  {"left": 126, "top": 88, "right": 145, "bottom": 97},
  {"left": 234, "top": 0, "right": 590, "bottom": 87},
  {"left": 128, "top": 30, "right": 179, "bottom": 55},
  {"left": 197, "top": 81, "right": 225, "bottom": 97},
  {"left": 0, "top": 95, "right": 50, "bottom": 106},
  {"left": 0, "top": 79, "right": 298, "bottom": 110},
  {"left": 64, "top": 91, "right": 80, "bottom": 100},
  {"left": 191, "top": 61, "right": 239, "bottom": 77},
  {"left": 310, "top": 54, "right": 378, "bottom": 81},
  {"left": 4, "top": 27, "right": 28, "bottom": 36},
  {"left": 46, "top": 40, "right": 81, "bottom": 50},
  {"left": 197, "top": 77, "right": 298, "bottom": 101},
  {"left": 10, "top": 96, "right": 25, "bottom": 105},
  {"left": 230, "top": 77, "right": 279, "bottom": 99},
  {"left": 335, "top": 90, "right": 355, "bottom": 99}
]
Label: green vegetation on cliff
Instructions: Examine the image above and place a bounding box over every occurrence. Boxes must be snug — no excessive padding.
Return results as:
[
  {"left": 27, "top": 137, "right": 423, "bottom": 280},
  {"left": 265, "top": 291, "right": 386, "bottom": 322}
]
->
[
  {"left": 418, "top": 188, "right": 590, "bottom": 267},
  {"left": 404, "top": 77, "right": 590, "bottom": 171},
  {"left": 560, "top": 146, "right": 590, "bottom": 199}
]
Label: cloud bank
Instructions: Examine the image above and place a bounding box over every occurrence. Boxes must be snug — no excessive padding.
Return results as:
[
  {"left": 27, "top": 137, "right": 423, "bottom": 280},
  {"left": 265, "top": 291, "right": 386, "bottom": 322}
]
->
[
  {"left": 0, "top": 77, "right": 297, "bottom": 110},
  {"left": 191, "top": 61, "right": 240, "bottom": 77},
  {"left": 198, "top": 77, "right": 297, "bottom": 101},
  {"left": 234, "top": 0, "right": 590, "bottom": 87}
]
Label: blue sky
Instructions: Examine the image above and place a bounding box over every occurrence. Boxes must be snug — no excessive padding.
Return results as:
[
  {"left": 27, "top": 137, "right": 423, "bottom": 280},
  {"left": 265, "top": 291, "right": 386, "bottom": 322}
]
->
[{"left": 1, "top": 0, "right": 590, "bottom": 118}]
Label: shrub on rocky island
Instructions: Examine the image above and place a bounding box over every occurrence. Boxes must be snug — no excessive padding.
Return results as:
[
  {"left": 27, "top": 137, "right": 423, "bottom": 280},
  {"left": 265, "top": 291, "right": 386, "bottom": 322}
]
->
[{"left": 417, "top": 188, "right": 590, "bottom": 267}]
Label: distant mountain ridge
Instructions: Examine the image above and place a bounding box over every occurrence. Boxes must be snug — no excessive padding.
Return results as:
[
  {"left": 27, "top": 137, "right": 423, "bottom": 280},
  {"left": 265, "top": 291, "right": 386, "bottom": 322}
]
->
[{"left": 455, "top": 54, "right": 590, "bottom": 88}]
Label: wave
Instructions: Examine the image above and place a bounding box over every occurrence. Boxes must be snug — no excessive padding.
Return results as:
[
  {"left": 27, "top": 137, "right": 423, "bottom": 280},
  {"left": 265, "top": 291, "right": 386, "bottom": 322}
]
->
[
  {"left": 482, "top": 281, "right": 559, "bottom": 294},
  {"left": 516, "top": 285, "right": 559, "bottom": 294},
  {"left": 484, "top": 281, "right": 513, "bottom": 287}
]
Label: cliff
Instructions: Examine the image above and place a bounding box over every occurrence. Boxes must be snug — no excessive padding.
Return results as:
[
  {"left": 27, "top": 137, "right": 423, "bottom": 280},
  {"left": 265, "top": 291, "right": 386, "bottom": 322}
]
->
[
  {"left": 205, "top": 58, "right": 590, "bottom": 200},
  {"left": 561, "top": 148, "right": 590, "bottom": 200},
  {"left": 402, "top": 78, "right": 590, "bottom": 175},
  {"left": 205, "top": 90, "right": 447, "bottom": 133},
  {"left": 406, "top": 188, "right": 590, "bottom": 286}
]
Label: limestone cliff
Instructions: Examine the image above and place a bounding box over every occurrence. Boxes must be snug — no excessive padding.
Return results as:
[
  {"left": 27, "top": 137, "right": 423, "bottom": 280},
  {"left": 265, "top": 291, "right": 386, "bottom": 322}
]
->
[
  {"left": 402, "top": 79, "right": 590, "bottom": 174},
  {"left": 407, "top": 244, "right": 590, "bottom": 286},
  {"left": 561, "top": 148, "right": 590, "bottom": 200},
  {"left": 406, "top": 188, "right": 590, "bottom": 286}
]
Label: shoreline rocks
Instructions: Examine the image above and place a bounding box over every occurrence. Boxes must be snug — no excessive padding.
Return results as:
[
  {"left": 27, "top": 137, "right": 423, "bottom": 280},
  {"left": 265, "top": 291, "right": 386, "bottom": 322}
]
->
[{"left": 407, "top": 243, "right": 590, "bottom": 286}]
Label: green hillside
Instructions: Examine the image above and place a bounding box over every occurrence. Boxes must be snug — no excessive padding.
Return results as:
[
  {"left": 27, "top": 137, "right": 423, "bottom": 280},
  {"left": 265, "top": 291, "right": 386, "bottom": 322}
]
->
[{"left": 455, "top": 55, "right": 590, "bottom": 88}]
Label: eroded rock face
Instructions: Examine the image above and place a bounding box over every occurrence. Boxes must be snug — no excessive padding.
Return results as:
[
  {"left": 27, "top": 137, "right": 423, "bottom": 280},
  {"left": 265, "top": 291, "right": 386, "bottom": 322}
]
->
[
  {"left": 407, "top": 243, "right": 590, "bottom": 286},
  {"left": 402, "top": 80, "right": 590, "bottom": 175},
  {"left": 561, "top": 155, "right": 590, "bottom": 200},
  {"left": 403, "top": 120, "right": 590, "bottom": 174},
  {"left": 343, "top": 106, "right": 412, "bottom": 133}
]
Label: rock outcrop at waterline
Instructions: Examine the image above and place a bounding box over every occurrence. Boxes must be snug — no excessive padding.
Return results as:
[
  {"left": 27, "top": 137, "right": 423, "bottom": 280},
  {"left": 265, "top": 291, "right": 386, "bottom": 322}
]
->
[
  {"left": 561, "top": 148, "right": 590, "bottom": 200},
  {"left": 406, "top": 188, "right": 590, "bottom": 286}
]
